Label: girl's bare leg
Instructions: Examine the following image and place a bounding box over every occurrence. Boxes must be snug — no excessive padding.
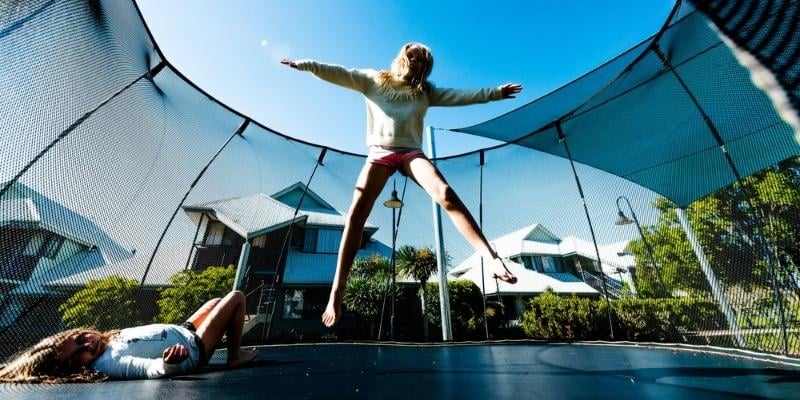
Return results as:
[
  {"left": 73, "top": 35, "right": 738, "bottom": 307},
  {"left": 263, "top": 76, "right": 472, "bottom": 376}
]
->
[
  {"left": 404, "top": 157, "right": 516, "bottom": 283},
  {"left": 196, "top": 291, "right": 258, "bottom": 367},
  {"left": 322, "top": 162, "right": 394, "bottom": 327},
  {"left": 186, "top": 298, "right": 221, "bottom": 329}
]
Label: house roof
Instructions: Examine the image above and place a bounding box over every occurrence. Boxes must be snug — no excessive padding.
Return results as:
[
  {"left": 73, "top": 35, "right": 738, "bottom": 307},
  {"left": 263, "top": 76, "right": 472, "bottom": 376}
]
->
[
  {"left": 451, "top": 224, "right": 634, "bottom": 276},
  {"left": 450, "top": 257, "right": 598, "bottom": 296},
  {"left": 182, "top": 182, "right": 377, "bottom": 239},
  {"left": 447, "top": 223, "right": 636, "bottom": 295},
  {"left": 0, "top": 182, "right": 132, "bottom": 263}
]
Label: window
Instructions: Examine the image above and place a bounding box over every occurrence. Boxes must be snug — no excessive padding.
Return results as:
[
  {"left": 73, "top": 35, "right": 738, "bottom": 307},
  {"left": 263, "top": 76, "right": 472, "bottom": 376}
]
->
[
  {"left": 542, "top": 256, "right": 564, "bottom": 273},
  {"left": 303, "top": 228, "right": 317, "bottom": 252},
  {"left": 204, "top": 222, "right": 225, "bottom": 246},
  {"left": 282, "top": 288, "right": 327, "bottom": 319},
  {"left": 283, "top": 289, "right": 305, "bottom": 319},
  {"left": 42, "top": 236, "right": 63, "bottom": 258},
  {"left": 302, "top": 228, "right": 342, "bottom": 254},
  {"left": 23, "top": 233, "right": 46, "bottom": 256},
  {"left": 252, "top": 235, "right": 266, "bottom": 248}
]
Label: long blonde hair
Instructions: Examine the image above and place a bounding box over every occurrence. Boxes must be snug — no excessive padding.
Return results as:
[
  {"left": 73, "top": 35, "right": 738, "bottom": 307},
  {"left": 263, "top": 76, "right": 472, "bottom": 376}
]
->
[
  {"left": 377, "top": 42, "right": 434, "bottom": 94},
  {"left": 0, "top": 329, "right": 116, "bottom": 383}
]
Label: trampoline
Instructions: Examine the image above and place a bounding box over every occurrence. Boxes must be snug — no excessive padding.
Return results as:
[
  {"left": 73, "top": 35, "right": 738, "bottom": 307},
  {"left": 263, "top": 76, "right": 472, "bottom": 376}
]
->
[{"left": 2, "top": 342, "right": 799, "bottom": 399}]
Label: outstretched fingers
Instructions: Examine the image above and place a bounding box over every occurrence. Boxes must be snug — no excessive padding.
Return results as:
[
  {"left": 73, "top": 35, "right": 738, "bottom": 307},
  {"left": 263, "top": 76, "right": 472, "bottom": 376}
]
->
[
  {"left": 281, "top": 59, "right": 298, "bottom": 69},
  {"left": 501, "top": 83, "right": 523, "bottom": 98}
]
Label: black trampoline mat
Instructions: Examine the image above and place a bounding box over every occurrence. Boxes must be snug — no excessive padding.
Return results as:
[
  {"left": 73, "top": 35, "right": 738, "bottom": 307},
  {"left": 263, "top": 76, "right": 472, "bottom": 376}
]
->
[{"left": 2, "top": 342, "right": 799, "bottom": 399}]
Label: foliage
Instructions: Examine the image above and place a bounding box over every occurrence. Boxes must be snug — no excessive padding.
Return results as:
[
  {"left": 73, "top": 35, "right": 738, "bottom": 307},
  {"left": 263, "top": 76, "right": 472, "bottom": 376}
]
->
[
  {"left": 424, "top": 279, "right": 485, "bottom": 340},
  {"left": 627, "top": 156, "right": 800, "bottom": 298},
  {"left": 520, "top": 290, "right": 606, "bottom": 340},
  {"left": 156, "top": 265, "right": 235, "bottom": 323},
  {"left": 343, "top": 255, "right": 395, "bottom": 332},
  {"left": 396, "top": 245, "right": 445, "bottom": 339},
  {"left": 59, "top": 276, "right": 140, "bottom": 331},
  {"left": 519, "top": 293, "right": 724, "bottom": 342}
]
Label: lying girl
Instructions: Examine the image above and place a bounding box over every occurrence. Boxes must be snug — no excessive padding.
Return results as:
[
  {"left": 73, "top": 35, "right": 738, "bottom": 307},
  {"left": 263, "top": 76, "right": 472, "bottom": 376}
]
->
[{"left": 0, "top": 290, "right": 258, "bottom": 382}]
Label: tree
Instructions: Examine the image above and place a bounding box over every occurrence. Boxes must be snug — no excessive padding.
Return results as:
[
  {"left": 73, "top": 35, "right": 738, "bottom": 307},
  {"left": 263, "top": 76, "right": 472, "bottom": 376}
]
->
[
  {"left": 156, "top": 265, "right": 235, "bottom": 324},
  {"left": 343, "top": 254, "right": 395, "bottom": 338},
  {"left": 396, "top": 245, "right": 446, "bottom": 340},
  {"left": 628, "top": 157, "right": 800, "bottom": 327},
  {"left": 59, "top": 276, "right": 140, "bottom": 331}
]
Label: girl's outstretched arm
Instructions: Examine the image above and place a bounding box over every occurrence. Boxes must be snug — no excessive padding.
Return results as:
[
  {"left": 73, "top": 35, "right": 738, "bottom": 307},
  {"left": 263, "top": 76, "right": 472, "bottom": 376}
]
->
[
  {"left": 281, "top": 58, "right": 374, "bottom": 93},
  {"left": 428, "top": 83, "right": 523, "bottom": 106}
]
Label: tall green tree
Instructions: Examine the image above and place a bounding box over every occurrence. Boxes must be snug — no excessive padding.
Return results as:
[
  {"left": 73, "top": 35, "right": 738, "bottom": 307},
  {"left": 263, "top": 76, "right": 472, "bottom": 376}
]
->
[
  {"left": 59, "top": 276, "right": 140, "bottom": 331},
  {"left": 628, "top": 157, "right": 800, "bottom": 312},
  {"left": 156, "top": 265, "right": 235, "bottom": 323},
  {"left": 396, "top": 245, "right": 447, "bottom": 340}
]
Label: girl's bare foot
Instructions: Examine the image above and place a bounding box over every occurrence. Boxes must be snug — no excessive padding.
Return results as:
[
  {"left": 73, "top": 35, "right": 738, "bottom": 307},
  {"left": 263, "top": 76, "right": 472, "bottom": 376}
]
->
[
  {"left": 489, "top": 257, "right": 517, "bottom": 284},
  {"left": 321, "top": 295, "right": 342, "bottom": 327},
  {"left": 227, "top": 349, "right": 259, "bottom": 369}
]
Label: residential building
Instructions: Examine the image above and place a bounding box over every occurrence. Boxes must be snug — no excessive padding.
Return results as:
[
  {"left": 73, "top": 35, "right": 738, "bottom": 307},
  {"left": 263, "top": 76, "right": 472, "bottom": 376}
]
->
[{"left": 449, "top": 224, "right": 636, "bottom": 321}]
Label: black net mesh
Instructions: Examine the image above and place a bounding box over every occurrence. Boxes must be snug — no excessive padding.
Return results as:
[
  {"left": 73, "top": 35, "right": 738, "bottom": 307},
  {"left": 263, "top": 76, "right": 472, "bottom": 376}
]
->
[{"left": 1, "top": 0, "right": 799, "bottom": 364}]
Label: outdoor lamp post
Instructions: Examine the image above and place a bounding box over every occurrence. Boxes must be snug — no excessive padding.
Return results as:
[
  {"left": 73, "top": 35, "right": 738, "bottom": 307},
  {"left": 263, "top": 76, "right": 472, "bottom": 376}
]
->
[
  {"left": 615, "top": 195, "right": 668, "bottom": 296},
  {"left": 383, "top": 180, "right": 403, "bottom": 340}
]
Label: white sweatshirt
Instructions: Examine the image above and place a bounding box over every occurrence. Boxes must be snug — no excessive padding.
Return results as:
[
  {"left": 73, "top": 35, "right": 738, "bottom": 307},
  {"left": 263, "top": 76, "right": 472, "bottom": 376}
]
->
[
  {"left": 295, "top": 60, "right": 504, "bottom": 149},
  {"left": 91, "top": 324, "right": 201, "bottom": 379}
]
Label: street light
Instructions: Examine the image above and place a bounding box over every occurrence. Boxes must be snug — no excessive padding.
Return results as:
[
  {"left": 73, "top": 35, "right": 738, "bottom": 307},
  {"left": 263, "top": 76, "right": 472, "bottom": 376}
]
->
[
  {"left": 615, "top": 195, "right": 668, "bottom": 296},
  {"left": 383, "top": 180, "right": 403, "bottom": 340}
]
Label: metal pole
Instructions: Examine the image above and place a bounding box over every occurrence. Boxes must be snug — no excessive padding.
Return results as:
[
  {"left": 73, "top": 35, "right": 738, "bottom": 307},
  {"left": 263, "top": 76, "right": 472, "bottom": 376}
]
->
[
  {"left": 675, "top": 208, "right": 746, "bottom": 347},
  {"left": 390, "top": 196, "right": 397, "bottom": 341},
  {"left": 557, "top": 122, "right": 614, "bottom": 340},
  {"left": 616, "top": 196, "right": 668, "bottom": 296},
  {"left": 427, "top": 126, "right": 453, "bottom": 341},
  {"left": 478, "top": 150, "right": 489, "bottom": 340}
]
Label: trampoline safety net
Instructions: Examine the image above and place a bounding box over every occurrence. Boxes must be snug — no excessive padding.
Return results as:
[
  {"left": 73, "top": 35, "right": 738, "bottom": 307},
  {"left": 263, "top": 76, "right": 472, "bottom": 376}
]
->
[{"left": 0, "top": 0, "right": 799, "bottom": 362}]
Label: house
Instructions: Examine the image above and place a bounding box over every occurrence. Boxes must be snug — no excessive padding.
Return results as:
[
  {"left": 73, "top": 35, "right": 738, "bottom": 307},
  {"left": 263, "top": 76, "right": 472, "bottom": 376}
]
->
[
  {"left": 181, "top": 182, "right": 392, "bottom": 339},
  {"left": 448, "top": 224, "right": 636, "bottom": 321},
  {"left": 0, "top": 182, "right": 132, "bottom": 330}
]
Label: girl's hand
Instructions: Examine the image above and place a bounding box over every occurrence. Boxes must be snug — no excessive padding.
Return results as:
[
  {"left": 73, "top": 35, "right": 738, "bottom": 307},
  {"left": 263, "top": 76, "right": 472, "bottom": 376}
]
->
[
  {"left": 162, "top": 344, "right": 189, "bottom": 364},
  {"left": 281, "top": 59, "right": 298, "bottom": 69},
  {"left": 501, "top": 83, "right": 522, "bottom": 99}
]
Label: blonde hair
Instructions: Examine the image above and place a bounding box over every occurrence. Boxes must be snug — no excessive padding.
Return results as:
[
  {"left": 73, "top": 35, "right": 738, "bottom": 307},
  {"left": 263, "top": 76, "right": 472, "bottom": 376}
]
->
[
  {"left": 0, "top": 329, "right": 116, "bottom": 383},
  {"left": 377, "top": 42, "right": 434, "bottom": 94}
]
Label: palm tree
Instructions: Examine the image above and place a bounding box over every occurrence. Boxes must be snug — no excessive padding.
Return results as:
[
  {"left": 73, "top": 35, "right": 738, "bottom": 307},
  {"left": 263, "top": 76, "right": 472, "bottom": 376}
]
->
[{"left": 396, "top": 245, "right": 447, "bottom": 340}]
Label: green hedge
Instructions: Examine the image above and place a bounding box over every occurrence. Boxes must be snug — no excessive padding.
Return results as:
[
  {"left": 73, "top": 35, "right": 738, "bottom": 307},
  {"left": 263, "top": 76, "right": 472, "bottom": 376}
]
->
[{"left": 520, "top": 291, "right": 724, "bottom": 342}]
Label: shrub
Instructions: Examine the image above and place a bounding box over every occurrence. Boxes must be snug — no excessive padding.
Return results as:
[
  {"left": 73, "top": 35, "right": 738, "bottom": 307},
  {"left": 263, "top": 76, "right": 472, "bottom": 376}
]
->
[
  {"left": 520, "top": 290, "right": 605, "bottom": 340},
  {"left": 425, "top": 279, "right": 485, "bottom": 340},
  {"left": 59, "top": 276, "right": 140, "bottom": 331},
  {"left": 156, "top": 265, "right": 235, "bottom": 323},
  {"left": 519, "top": 292, "right": 723, "bottom": 342}
]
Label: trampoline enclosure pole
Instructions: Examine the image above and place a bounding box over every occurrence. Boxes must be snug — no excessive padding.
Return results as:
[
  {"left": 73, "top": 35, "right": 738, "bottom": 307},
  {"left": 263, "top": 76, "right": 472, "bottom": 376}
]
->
[
  {"left": 427, "top": 126, "right": 453, "bottom": 341},
  {"left": 675, "top": 208, "right": 746, "bottom": 347}
]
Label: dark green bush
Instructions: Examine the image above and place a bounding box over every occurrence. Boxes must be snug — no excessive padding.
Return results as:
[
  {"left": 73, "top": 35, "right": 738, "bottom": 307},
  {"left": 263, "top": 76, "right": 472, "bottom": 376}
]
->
[
  {"left": 520, "top": 292, "right": 724, "bottom": 342},
  {"left": 425, "top": 279, "right": 485, "bottom": 340}
]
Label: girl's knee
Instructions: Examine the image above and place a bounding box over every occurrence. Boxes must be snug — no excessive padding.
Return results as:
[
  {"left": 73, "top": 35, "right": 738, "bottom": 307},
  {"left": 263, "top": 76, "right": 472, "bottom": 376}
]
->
[{"left": 434, "top": 185, "right": 457, "bottom": 209}]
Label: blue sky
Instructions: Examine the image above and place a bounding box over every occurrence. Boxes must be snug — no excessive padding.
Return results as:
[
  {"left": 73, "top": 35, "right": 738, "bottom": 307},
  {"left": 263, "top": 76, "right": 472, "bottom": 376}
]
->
[{"left": 135, "top": 0, "right": 675, "bottom": 157}]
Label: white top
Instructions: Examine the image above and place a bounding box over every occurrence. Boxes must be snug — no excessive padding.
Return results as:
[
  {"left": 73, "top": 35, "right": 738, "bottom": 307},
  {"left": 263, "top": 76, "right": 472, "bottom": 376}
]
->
[
  {"left": 295, "top": 60, "right": 503, "bottom": 149},
  {"left": 91, "top": 324, "right": 201, "bottom": 379}
]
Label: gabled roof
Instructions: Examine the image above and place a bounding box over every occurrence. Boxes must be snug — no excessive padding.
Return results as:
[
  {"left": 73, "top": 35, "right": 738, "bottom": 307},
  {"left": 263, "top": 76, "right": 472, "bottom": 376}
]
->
[
  {"left": 183, "top": 184, "right": 377, "bottom": 239},
  {"left": 450, "top": 257, "right": 597, "bottom": 296},
  {"left": 272, "top": 182, "right": 338, "bottom": 214},
  {"left": 183, "top": 193, "right": 306, "bottom": 239},
  {"left": 0, "top": 182, "right": 132, "bottom": 263}
]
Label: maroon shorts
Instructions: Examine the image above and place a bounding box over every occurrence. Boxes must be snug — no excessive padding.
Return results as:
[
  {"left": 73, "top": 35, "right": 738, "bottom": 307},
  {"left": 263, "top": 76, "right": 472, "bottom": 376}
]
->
[{"left": 367, "top": 147, "right": 426, "bottom": 175}]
